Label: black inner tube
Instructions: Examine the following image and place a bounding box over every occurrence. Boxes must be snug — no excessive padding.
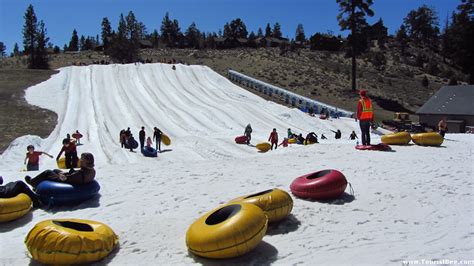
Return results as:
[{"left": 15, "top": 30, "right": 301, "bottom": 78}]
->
[
  {"left": 53, "top": 220, "right": 94, "bottom": 232},
  {"left": 244, "top": 189, "right": 273, "bottom": 199},
  {"left": 205, "top": 204, "right": 242, "bottom": 225},
  {"left": 306, "top": 170, "right": 332, "bottom": 180}
]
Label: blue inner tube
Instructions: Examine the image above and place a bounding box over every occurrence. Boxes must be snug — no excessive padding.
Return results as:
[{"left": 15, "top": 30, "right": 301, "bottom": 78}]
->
[
  {"left": 36, "top": 180, "right": 100, "bottom": 206},
  {"left": 142, "top": 146, "right": 158, "bottom": 157}
]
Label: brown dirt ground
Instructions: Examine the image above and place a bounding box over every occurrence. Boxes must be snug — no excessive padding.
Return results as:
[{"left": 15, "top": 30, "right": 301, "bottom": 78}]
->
[{"left": 0, "top": 69, "right": 58, "bottom": 153}]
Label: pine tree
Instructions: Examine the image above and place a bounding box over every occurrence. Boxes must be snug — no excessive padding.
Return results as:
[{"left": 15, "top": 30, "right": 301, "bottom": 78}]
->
[
  {"left": 80, "top": 35, "right": 86, "bottom": 51},
  {"left": 403, "top": 5, "right": 440, "bottom": 49},
  {"left": 22, "top": 4, "right": 37, "bottom": 56},
  {"left": 396, "top": 24, "right": 409, "bottom": 55},
  {"left": 150, "top": 29, "right": 159, "bottom": 48},
  {"left": 185, "top": 22, "right": 201, "bottom": 49},
  {"left": 33, "top": 20, "right": 49, "bottom": 69},
  {"left": 101, "top": 17, "right": 112, "bottom": 50},
  {"left": 0, "top": 42, "right": 5, "bottom": 57},
  {"left": 257, "top": 27, "right": 263, "bottom": 38},
  {"left": 272, "top": 22, "right": 282, "bottom": 38},
  {"left": 337, "top": 0, "right": 374, "bottom": 91},
  {"left": 68, "top": 29, "right": 79, "bottom": 51},
  {"left": 13, "top": 43, "right": 20, "bottom": 56},
  {"left": 295, "top": 24, "right": 306, "bottom": 42},
  {"left": 265, "top": 23, "right": 272, "bottom": 37},
  {"left": 108, "top": 12, "right": 141, "bottom": 63}
]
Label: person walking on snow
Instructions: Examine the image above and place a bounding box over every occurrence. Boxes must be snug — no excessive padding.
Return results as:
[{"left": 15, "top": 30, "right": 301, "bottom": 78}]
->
[
  {"left": 153, "top": 127, "right": 163, "bottom": 152},
  {"left": 24, "top": 145, "right": 53, "bottom": 171},
  {"left": 244, "top": 124, "right": 252, "bottom": 145},
  {"left": 268, "top": 128, "right": 279, "bottom": 150},
  {"left": 356, "top": 89, "right": 374, "bottom": 146},
  {"left": 139, "top": 127, "right": 146, "bottom": 150},
  {"left": 56, "top": 138, "right": 78, "bottom": 169}
]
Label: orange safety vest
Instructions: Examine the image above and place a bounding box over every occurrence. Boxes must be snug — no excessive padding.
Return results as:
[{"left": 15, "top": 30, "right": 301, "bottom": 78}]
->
[{"left": 359, "top": 98, "right": 374, "bottom": 120}]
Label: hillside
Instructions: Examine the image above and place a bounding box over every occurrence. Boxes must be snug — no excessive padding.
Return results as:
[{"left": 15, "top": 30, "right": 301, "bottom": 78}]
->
[
  {"left": 0, "top": 63, "right": 472, "bottom": 265},
  {"left": 0, "top": 43, "right": 467, "bottom": 127}
]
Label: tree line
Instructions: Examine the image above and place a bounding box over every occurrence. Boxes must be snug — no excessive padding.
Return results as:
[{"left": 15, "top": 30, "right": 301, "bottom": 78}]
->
[{"left": 2, "top": 1, "right": 472, "bottom": 83}]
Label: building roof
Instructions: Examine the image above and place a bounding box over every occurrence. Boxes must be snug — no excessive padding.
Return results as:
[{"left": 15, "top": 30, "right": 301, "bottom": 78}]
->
[
  {"left": 416, "top": 85, "right": 474, "bottom": 115},
  {"left": 139, "top": 40, "right": 153, "bottom": 47}
]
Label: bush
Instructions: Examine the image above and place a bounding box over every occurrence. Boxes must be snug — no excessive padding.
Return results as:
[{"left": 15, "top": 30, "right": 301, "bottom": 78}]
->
[{"left": 422, "top": 76, "right": 429, "bottom": 87}]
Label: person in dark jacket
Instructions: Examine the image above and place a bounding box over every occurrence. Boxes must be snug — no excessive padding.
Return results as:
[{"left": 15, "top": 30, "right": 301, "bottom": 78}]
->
[
  {"left": 139, "top": 127, "right": 146, "bottom": 150},
  {"left": 56, "top": 138, "right": 78, "bottom": 169},
  {"left": 306, "top": 132, "right": 318, "bottom": 144},
  {"left": 297, "top": 133, "right": 305, "bottom": 144},
  {"left": 0, "top": 177, "right": 43, "bottom": 208},
  {"left": 331, "top": 129, "right": 342, "bottom": 139},
  {"left": 153, "top": 127, "right": 163, "bottom": 152},
  {"left": 120, "top": 129, "right": 127, "bottom": 148},
  {"left": 321, "top": 134, "right": 327, "bottom": 140},
  {"left": 244, "top": 124, "right": 252, "bottom": 145},
  {"left": 25, "top": 153, "right": 96, "bottom": 189},
  {"left": 349, "top": 131, "right": 358, "bottom": 140},
  {"left": 128, "top": 134, "right": 136, "bottom": 152}
]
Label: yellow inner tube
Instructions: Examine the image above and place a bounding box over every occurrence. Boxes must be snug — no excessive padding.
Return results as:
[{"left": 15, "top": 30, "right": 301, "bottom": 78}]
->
[
  {"left": 162, "top": 134, "right": 171, "bottom": 146},
  {"left": 57, "top": 157, "right": 82, "bottom": 169},
  {"left": 229, "top": 188, "right": 293, "bottom": 223},
  {"left": 381, "top": 131, "right": 411, "bottom": 145},
  {"left": 256, "top": 142, "right": 271, "bottom": 152},
  {"left": 25, "top": 219, "right": 119, "bottom": 265},
  {"left": 0, "top": 193, "right": 32, "bottom": 223},
  {"left": 186, "top": 203, "right": 268, "bottom": 259},
  {"left": 288, "top": 138, "right": 297, "bottom": 144},
  {"left": 411, "top": 132, "right": 444, "bottom": 146}
]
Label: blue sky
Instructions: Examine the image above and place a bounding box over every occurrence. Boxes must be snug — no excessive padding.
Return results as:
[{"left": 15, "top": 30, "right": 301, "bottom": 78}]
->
[{"left": 0, "top": 0, "right": 460, "bottom": 53}]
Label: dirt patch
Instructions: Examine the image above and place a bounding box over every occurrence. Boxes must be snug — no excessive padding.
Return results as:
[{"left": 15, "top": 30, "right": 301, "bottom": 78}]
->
[{"left": 0, "top": 69, "right": 58, "bottom": 154}]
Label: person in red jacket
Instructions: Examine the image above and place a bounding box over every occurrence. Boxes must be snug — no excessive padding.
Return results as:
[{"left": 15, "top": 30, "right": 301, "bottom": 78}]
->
[
  {"left": 56, "top": 138, "right": 78, "bottom": 169},
  {"left": 24, "top": 145, "right": 53, "bottom": 171},
  {"left": 268, "top": 128, "right": 279, "bottom": 150},
  {"left": 356, "top": 90, "right": 374, "bottom": 146}
]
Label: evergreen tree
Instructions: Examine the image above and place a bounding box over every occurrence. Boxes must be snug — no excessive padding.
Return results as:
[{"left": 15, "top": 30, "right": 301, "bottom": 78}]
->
[
  {"left": 53, "top": 45, "right": 60, "bottom": 54},
  {"left": 0, "top": 42, "right": 5, "bottom": 57},
  {"left": 68, "top": 29, "right": 79, "bottom": 51},
  {"left": 403, "top": 5, "right": 440, "bottom": 48},
  {"left": 101, "top": 17, "right": 112, "bottom": 50},
  {"left": 33, "top": 20, "right": 49, "bottom": 69},
  {"left": 248, "top": 31, "right": 256, "bottom": 40},
  {"left": 223, "top": 18, "right": 248, "bottom": 39},
  {"left": 223, "top": 23, "right": 231, "bottom": 38},
  {"left": 295, "top": 24, "right": 306, "bottom": 42},
  {"left": 109, "top": 13, "right": 140, "bottom": 63},
  {"left": 272, "top": 22, "right": 282, "bottom": 38},
  {"left": 185, "top": 22, "right": 201, "bottom": 49},
  {"left": 265, "top": 23, "right": 272, "bottom": 37},
  {"left": 396, "top": 24, "right": 409, "bottom": 55},
  {"left": 150, "top": 29, "right": 159, "bottom": 48},
  {"left": 80, "top": 35, "right": 86, "bottom": 51},
  {"left": 13, "top": 43, "right": 20, "bottom": 56},
  {"left": 160, "top": 12, "right": 181, "bottom": 47},
  {"left": 22, "top": 4, "right": 37, "bottom": 56},
  {"left": 337, "top": 0, "right": 374, "bottom": 91},
  {"left": 257, "top": 27, "right": 264, "bottom": 38}
]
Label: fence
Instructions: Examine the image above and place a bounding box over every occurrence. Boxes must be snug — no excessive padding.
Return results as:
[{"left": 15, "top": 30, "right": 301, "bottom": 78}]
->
[{"left": 228, "top": 70, "right": 354, "bottom": 118}]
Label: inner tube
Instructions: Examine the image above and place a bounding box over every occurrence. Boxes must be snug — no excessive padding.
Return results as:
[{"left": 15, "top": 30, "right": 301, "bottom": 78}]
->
[
  {"left": 381, "top": 132, "right": 411, "bottom": 145},
  {"left": 186, "top": 203, "right": 267, "bottom": 259},
  {"left": 36, "top": 180, "right": 100, "bottom": 206},
  {"left": 290, "top": 169, "right": 348, "bottom": 200},
  {"left": 234, "top": 135, "right": 248, "bottom": 144},
  {"left": 25, "top": 219, "right": 119, "bottom": 264},
  {"left": 57, "top": 157, "right": 81, "bottom": 169},
  {"left": 411, "top": 132, "right": 443, "bottom": 146},
  {"left": 141, "top": 146, "right": 158, "bottom": 157},
  {"left": 256, "top": 142, "right": 271, "bottom": 152},
  {"left": 161, "top": 134, "right": 171, "bottom": 146},
  {"left": 355, "top": 143, "right": 391, "bottom": 151},
  {"left": 229, "top": 188, "right": 293, "bottom": 222},
  {"left": 288, "top": 138, "right": 297, "bottom": 144},
  {"left": 0, "top": 193, "right": 32, "bottom": 222}
]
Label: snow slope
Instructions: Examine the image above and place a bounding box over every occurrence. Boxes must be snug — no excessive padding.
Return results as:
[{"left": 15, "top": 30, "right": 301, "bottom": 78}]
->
[{"left": 0, "top": 63, "right": 473, "bottom": 265}]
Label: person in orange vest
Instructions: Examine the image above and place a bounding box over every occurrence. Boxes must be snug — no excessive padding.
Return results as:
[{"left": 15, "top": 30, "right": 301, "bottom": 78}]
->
[
  {"left": 356, "top": 89, "right": 374, "bottom": 146},
  {"left": 268, "top": 128, "right": 279, "bottom": 150}
]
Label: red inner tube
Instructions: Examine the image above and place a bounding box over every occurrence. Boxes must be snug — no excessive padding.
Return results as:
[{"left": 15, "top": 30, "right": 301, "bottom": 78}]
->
[{"left": 290, "top": 169, "right": 347, "bottom": 200}]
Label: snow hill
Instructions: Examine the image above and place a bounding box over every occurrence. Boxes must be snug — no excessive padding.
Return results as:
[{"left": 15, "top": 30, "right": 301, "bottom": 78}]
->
[{"left": 0, "top": 63, "right": 473, "bottom": 265}]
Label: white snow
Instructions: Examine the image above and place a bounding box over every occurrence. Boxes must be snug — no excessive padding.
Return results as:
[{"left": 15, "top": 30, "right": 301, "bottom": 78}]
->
[{"left": 0, "top": 63, "right": 473, "bottom": 265}]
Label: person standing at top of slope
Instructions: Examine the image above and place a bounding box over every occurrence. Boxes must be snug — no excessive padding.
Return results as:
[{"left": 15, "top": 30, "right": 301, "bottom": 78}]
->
[
  {"left": 438, "top": 118, "right": 448, "bottom": 138},
  {"left": 24, "top": 145, "right": 53, "bottom": 171},
  {"left": 244, "top": 124, "right": 252, "bottom": 145},
  {"left": 56, "top": 138, "right": 78, "bottom": 169},
  {"left": 356, "top": 89, "right": 374, "bottom": 146},
  {"left": 153, "top": 127, "right": 163, "bottom": 152},
  {"left": 139, "top": 127, "right": 146, "bottom": 151},
  {"left": 268, "top": 128, "right": 279, "bottom": 150}
]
